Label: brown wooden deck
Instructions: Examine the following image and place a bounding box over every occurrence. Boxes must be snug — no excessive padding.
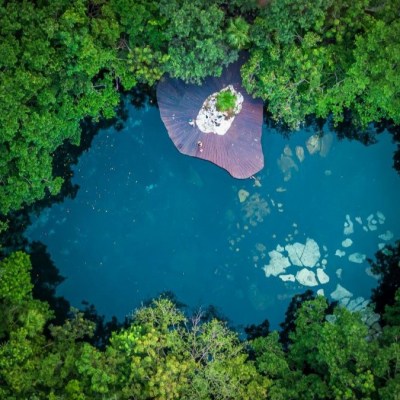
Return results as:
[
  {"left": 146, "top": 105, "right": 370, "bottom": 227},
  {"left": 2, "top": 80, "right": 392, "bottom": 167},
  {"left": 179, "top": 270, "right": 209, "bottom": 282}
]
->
[{"left": 156, "top": 54, "right": 264, "bottom": 179}]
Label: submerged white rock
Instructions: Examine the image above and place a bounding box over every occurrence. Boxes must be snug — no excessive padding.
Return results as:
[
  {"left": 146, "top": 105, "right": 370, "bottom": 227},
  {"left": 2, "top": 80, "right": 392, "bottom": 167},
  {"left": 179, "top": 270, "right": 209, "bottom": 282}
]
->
[
  {"left": 379, "top": 230, "right": 394, "bottom": 241},
  {"left": 285, "top": 242, "right": 304, "bottom": 266},
  {"left": 349, "top": 252, "right": 367, "bottom": 264},
  {"left": 376, "top": 211, "right": 386, "bottom": 224},
  {"left": 340, "top": 297, "right": 350, "bottom": 307},
  {"left": 306, "top": 134, "right": 321, "bottom": 155},
  {"left": 295, "top": 146, "right": 305, "bottom": 162},
  {"left": 355, "top": 217, "right": 363, "bottom": 225},
  {"left": 367, "top": 214, "right": 378, "bottom": 231},
  {"left": 343, "top": 214, "right": 354, "bottom": 235},
  {"left": 317, "top": 289, "right": 325, "bottom": 296},
  {"left": 325, "top": 314, "right": 337, "bottom": 323},
  {"left": 301, "top": 238, "right": 321, "bottom": 267},
  {"left": 279, "top": 274, "right": 296, "bottom": 282},
  {"left": 330, "top": 284, "right": 353, "bottom": 301},
  {"left": 238, "top": 189, "right": 249, "bottom": 203},
  {"left": 347, "top": 297, "right": 368, "bottom": 312},
  {"left": 320, "top": 133, "right": 333, "bottom": 157},
  {"left": 365, "top": 266, "right": 380, "bottom": 280},
  {"left": 296, "top": 268, "right": 318, "bottom": 286},
  {"left": 283, "top": 145, "right": 293, "bottom": 157},
  {"left": 255, "top": 243, "right": 267, "bottom": 253},
  {"left": 285, "top": 238, "right": 321, "bottom": 268},
  {"left": 342, "top": 238, "right": 353, "bottom": 248},
  {"left": 335, "top": 249, "right": 346, "bottom": 258},
  {"left": 363, "top": 311, "right": 380, "bottom": 327},
  {"left": 326, "top": 296, "right": 380, "bottom": 335},
  {"left": 263, "top": 250, "right": 291, "bottom": 277},
  {"left": 316, "top": 268, "right": 330, "bottom": 284},
  {"left": 277, "top": 154, "right": 298, "bottom": 182},
  {"left": 336, "top": 268, "right": 343, "bottom": 279},
  {"left": 367, "top": 213, "right": 374, "bottom": 221}
]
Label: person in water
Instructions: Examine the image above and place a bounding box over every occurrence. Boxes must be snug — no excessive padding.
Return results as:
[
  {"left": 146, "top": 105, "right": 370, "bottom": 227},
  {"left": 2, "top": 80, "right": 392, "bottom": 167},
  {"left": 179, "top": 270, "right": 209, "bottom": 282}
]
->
[{"left": 197, "top": 140, "right": 204, "bottom": 153}]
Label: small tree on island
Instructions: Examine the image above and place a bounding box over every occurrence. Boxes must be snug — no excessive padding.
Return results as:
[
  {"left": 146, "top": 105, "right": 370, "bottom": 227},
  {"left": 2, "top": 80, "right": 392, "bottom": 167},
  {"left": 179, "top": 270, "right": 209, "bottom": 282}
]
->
[{"left": 216, "top": 89, "right": 237, "bottom": 114}]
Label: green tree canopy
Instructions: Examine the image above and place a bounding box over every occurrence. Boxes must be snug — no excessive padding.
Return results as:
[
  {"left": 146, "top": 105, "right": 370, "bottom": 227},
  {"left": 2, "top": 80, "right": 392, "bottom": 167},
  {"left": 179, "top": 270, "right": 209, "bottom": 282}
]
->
[
  {"left": 242, "top": 0, "right": 400, "bottom": 129},
  {"left": 1, "top": 249, "right": 400, "bottom": 398},
  {"left": 159, "top": 0, "right": 238, "bottom": 83},
  {"left": 0, "top": 0, "right": 170, "bottom": 215}
]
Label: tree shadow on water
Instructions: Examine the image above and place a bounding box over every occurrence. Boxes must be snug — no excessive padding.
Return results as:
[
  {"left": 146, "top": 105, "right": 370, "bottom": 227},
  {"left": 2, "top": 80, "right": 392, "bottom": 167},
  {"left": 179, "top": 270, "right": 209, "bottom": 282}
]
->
[
  {"left": 80, "top": 301, "right": 127, "bottom": 350},
  {"left": 129, "top": 83, "right": 157, "bottom": 108},
  {"left": 375, "top": 119, "right": 400, "bottom": 175},
  {"left": 244, "top": 319, "right": 270, "bottom": 341},
  {"left": 30, "top": 84, "right": 157, "bottom": 213},
  {"left": 28, "top": 241, "right": 70, "bottom": 326},
  {"left": 28, "top": 241, "right": 127, "bottom": 348}
]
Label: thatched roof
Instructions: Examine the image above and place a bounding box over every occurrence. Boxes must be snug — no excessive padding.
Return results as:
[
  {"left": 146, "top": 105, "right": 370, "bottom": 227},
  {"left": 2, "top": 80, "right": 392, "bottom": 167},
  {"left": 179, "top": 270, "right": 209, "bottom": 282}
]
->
[{"left": 156, "top": 54, "right": 264, "bottom": 179}]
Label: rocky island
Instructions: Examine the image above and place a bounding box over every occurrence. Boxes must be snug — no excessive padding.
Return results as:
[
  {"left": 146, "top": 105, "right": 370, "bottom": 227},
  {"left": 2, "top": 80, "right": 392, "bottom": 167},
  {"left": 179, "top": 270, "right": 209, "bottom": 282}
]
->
[{"left": 196, "top": 85, "right": 243, "bottom": 135}]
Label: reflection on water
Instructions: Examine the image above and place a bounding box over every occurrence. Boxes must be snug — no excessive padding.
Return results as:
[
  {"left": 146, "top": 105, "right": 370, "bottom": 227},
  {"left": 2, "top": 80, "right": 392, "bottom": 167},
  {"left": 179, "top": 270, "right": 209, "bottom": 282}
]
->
[{"left": 25, "top": 100, "right": 400, "bottom": 329}]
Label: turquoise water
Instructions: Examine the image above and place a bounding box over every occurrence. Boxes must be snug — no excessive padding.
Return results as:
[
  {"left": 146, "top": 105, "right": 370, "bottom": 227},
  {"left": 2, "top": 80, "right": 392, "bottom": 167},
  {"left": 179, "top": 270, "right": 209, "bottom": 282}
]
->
[{"left": 25, "top": 100, "right": 400, "bottom": 329}]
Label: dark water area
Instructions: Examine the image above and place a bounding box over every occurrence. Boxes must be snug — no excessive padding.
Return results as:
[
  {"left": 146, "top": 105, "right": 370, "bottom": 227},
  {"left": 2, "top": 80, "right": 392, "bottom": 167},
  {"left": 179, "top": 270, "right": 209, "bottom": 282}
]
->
[{"left": 25, "top": 99, "right": 400, "bottom": 330}]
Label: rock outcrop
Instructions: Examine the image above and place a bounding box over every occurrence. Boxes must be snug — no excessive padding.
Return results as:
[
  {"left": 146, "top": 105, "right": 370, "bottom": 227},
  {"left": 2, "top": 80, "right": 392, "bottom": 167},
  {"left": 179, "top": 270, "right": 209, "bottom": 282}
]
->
[{"left": 196, "top": 85, "right": 243, "bottom": 135}]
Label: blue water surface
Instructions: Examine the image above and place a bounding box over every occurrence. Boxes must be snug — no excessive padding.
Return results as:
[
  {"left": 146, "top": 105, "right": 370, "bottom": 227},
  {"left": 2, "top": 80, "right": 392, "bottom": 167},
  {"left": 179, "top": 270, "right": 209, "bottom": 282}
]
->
[{"left": 25, "top": 100, "right": 400, "bottom": 329}]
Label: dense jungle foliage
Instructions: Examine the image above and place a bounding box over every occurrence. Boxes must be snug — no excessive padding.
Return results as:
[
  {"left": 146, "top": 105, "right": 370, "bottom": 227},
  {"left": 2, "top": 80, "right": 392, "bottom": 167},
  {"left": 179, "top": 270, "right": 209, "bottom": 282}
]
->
[
  {"left": 0, "top": 243, "right": 399, "bottom": 399},
  {"left": 0, "top": 0, "right": 399, "bottom": 215},
  {"left": 1, "top": 0, "right": 400, "bottom": 398}
]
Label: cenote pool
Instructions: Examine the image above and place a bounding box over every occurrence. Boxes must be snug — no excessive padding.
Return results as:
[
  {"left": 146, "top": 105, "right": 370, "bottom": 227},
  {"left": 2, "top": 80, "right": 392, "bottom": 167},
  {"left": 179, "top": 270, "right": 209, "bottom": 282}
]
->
[{"left": 25, "top": 98, "right": 400, "bottom": 330}]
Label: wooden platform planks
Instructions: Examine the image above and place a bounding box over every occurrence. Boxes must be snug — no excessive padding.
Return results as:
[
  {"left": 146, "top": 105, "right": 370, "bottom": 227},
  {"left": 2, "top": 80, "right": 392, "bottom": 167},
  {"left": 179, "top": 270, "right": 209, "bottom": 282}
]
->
[{"left": 156, "top": 55, "right": 264, "bottom": 179}]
